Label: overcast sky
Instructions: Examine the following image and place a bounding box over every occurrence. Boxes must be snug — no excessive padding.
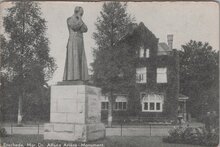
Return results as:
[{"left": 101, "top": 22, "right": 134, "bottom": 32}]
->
[{"left": 1, "top": 2, "right": 219, "bottom": 85}]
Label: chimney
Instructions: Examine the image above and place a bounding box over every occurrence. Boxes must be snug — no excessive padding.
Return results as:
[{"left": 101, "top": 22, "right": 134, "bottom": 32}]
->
[{"left": 167, "top": 34, "right": 173, "bottom": 50}]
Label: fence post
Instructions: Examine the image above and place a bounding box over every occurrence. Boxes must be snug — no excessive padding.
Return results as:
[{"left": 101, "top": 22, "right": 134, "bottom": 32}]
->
[
  {"left": 38, "top": 123, "right": 39, "bottom": 134},
  {"left": 120, "top": 122, "right": 122, "bottom": 136},
  {"left": 149, "top": 124, "right": 151, "bottom": 136},
  {"left": 11, "top": 123, "right": 13, "bottom": 134}
]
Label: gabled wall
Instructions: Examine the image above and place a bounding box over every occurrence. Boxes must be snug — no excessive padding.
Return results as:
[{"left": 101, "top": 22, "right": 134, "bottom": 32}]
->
[{"left": 100, "top": 22, "right": 179, "bottom": 120}]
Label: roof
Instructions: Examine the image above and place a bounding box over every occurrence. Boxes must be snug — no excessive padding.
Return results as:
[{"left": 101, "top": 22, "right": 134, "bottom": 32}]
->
[
  {"left": 115, "top": 22, "right": 172, "bottom": 57},
  {"left": 115, "top": 22, "right": 157, "bottom": 46},
  {"left": 157, "top": 42, "right": 171, "bottom": 56}
]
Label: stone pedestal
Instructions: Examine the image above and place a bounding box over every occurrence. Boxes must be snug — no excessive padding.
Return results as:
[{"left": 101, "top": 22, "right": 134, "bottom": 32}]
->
[{"left": 44, "top": 85, "right": 105, "bottom": 142}]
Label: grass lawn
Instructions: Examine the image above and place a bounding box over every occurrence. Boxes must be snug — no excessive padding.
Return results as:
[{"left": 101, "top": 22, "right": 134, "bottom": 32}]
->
[{"left": 0, "top": 135, "right": 205, "bottom": 147}]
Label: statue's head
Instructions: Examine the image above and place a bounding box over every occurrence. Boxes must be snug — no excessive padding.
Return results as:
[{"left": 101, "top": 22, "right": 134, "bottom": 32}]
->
[{"left": 74, "top": 6, "right": 84, "bottom": 16}]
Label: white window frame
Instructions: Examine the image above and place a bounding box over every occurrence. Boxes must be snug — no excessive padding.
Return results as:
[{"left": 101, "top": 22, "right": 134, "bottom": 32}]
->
[
  {"left": 114, "top": 95, "right": 127, "bottom": 111},
  {"left": 139, "top": 46, "right": 145, "bottom": 58},
  {"left": 136, "top": 67, "right": 147, "bottom": 83},
  {"left": 157, "top": 67, "right": 167, "bottom": 83},
  {"left": 101, "top": 95, "right": 127, "bottom": 111},
  {"left": 139, "top": 47, "right": 150, "bottom": 58},
  {"left": 142, "top": 102, "right": 162, "bottom": 112},
  {"left": 146, "top": 49, "right": 150, "bottom": 58},
  {"left": 114, "top": 101, "right": 127, "bottom": 111},
  {"left": 141, "top": 93, "right": 164, "bottom": 112}
]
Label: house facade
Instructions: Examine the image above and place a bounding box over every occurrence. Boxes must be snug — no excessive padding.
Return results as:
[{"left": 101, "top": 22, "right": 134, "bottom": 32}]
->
[{"left": 100, "top": 22, "right": 188, "bottom": 121}]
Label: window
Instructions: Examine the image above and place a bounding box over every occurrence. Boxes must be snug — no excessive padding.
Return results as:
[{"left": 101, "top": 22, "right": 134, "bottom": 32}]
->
[
  {"left": 157, "top": 68, "right": 167, "bottom": 83},
  {"left": 101, "top": 102, "right": 108, "bottom": 110},
  {"left": 156, "top": 102, "right": 160, "bottom": 110},
  {"left": 143, "top": 102, "right": 162, "bottom": 112},
  {"left": 119, "top": 102, "right": 123, "bottom": 109},
  {"left": 114, "top": 95, "right": 127, "bottom": 111},
  {"left": 101, "top": 95, "right": 109, "bottom": 110},
  {"left": 123, "top": 102, "right": 127, "bottom": 110},
  {"left": 150, "top": 103, "right": 155, "bottom": 110},
  {"left": 141, "top": 94, "right": 164, "bottom": 112},
  {"left": 139, "top": 47, "right": 150, "bottom": 58},
  {"left": 114, "top": 102, "right": 127, "bottom": 111},
  {"left": 136, "top": 67, "right": 147, "bottom": 83},
  {"left": 144, "top": 103, "right": 148, "bottom": 110},
  {"left": 139, "top": 47, "right": 145, "bottom": 58},
  {"left": 146, "top": 49, "right": 150, "bottom": 58},
  {"left": 101, "top": 95, "right": 128, "bottom": 111}
]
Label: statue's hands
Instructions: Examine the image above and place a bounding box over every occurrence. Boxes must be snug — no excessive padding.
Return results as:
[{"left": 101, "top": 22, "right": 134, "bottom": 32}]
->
[
  {"left": 71, "top": 13, "right": 85, "bottom": 32},
  {"left": 76, "top": 13, "right": 82, "bottom": 20},
  {"left": 76, "top": 15, "right": 84, "bottom": 28}
]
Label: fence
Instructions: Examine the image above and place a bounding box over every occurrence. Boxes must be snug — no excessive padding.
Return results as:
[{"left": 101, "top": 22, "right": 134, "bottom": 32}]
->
[
  {"left": 0, "top": 114, "right": 47, "bottom": 135},
  {"left": 1, "top": 122, "right": 173, "bottom": 136},
  {"left": 1, "top": 115, "right": 204, "bottom": 137},
  {"left": 105, "top": 121, "right": 173, "bottom": 136},
  {"left": 1, "top": 122, "right": 44, "bottom": 135},
  {"left": 0, "top": 114, "right": 173, "bottom": 137},
  {"left": 1, "top": 121, "right": 203, "bottom": 137}
]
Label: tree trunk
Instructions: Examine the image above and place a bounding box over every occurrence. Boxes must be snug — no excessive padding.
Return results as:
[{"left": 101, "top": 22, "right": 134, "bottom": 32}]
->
[
  {"left": 107, "top": 91, "right": 113, "bottom": 127},
  {"left": 17, "top": 1, "right": 25, "bottom": 125},
  {"left": 17, "top": 96, "right": 22, "bottom": 124},
  {"left": 0, "top": 78, "right": 4, "bottom": 121}
]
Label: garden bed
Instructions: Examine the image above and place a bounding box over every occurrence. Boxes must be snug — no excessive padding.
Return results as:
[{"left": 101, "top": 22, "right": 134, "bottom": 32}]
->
[{"left": 163, "top": 126, "right": 219, "bottom": 146}]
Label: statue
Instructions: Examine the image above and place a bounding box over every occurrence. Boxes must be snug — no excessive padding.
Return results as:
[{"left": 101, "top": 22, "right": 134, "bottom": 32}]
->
[
  {"left": 44, "top": 6, "right": 105, "bottom": 142},
  {"left": 63, "top": 6, "right": 89, "bottom": 81}
]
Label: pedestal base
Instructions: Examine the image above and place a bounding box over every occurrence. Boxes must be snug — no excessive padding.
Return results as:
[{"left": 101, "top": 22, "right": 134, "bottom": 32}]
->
[
  {"left": 44, "top": 84, "right": 105, "bottom": 142},
  {"left": 44, "top": 123, "right": 105, "bottom": 142}
]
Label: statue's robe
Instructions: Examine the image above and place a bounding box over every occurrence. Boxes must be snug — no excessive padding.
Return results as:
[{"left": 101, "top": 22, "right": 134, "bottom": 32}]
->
[{"left": 63, "top": 15, "right": 89, "bottom": 81}]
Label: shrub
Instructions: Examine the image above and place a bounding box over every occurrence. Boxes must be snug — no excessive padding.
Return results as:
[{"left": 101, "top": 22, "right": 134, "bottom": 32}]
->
[
  {"left": 205, "top": 128, "right": 219, "bottom": 146},
  {"left": 168, "top": 126, "right": 185, "bottom": 142},
  {"left": 183, "top": 127, "right": 206, "bottom": 145},
  {"left": 163, "top": 126, "right": 219, "bottom": 146},
  {"left": 0, "top": 127, "right": 7, "bottom": 137}
]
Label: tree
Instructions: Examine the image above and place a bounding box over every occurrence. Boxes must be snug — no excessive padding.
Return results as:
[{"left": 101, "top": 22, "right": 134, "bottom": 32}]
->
[
  {"left": 92, "top": 2, "right": 134, "bottom": 126},
  {"left": 0, "top": 35, "right": 7, "bottom": 121},
  {"left": 1, "top": 1, "right": 56, "bottom": 123},
  {"left": 179, "top": 40, "right": 219, "bottom": 119}
]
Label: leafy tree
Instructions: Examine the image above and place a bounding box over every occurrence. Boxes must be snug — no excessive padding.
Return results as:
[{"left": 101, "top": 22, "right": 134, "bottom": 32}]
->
[
  {"left": 93, "top": 2, "right": 134, "bottom": 49},
  {"left": 0, "top": 35, "right": 7, "bottom": 121},
  {"left": 92, "top": 2, "right": 134, "bottom": 126},
  {"left": 1, "top": 1, "right": 56, "bottom": 123},
  {"left": 179, "top": 40, "right": 219, "bottom": 119}
]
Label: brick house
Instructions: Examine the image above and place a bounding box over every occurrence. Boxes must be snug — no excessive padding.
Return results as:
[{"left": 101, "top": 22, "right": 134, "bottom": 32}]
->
[{"left": 100, "top": 22, "right": 188, "bottom": 121}]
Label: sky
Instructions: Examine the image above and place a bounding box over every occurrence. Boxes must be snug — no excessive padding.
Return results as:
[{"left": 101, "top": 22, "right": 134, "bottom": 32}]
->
[{"left": 0, "top": 1, "right": 219, "bottom": 85}]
